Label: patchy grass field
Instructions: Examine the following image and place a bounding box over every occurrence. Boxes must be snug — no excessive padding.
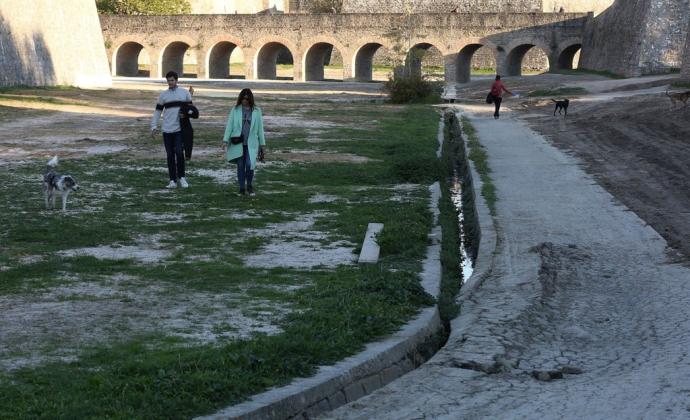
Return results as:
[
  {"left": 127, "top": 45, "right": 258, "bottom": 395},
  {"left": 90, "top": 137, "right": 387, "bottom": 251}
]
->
[{"left": 0, "top": 84, "right": 442, "bottom": 418}]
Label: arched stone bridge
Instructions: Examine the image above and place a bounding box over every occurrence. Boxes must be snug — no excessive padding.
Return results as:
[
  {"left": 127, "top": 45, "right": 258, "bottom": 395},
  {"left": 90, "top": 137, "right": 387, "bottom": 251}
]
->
[{"left": 100, "top": 13, "right": 590, "bottom": 83}]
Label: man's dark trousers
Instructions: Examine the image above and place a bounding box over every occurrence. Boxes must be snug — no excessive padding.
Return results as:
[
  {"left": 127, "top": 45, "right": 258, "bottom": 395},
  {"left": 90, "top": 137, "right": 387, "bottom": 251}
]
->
[{"left": 163, "top": 131, "right": 185, "bottom": 181}]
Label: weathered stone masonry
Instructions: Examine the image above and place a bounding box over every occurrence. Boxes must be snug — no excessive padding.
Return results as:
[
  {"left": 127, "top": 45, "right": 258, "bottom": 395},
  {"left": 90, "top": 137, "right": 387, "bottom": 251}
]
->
[
  {"left": 580, "top": 0, "right": 690, "bottom": 77},
  {"left": 100, "top": 13, "right": 588, "bottom": 83},
  {"left": 0, "top": 0, "right": 110, "bottom": 88}
]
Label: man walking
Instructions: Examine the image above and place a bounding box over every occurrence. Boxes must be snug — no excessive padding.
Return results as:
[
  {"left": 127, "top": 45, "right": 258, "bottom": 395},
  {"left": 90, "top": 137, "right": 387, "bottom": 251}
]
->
[{"left": 151, "top": 71, "right": 193, "bottom": 188}]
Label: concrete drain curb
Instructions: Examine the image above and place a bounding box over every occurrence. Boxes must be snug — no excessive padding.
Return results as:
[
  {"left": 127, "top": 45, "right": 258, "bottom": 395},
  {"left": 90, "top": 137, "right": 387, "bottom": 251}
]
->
[
  {"left": 454, "top": 110, "right": 498, "bottom": 299},
  {"left": 199, "top": 182, "right": 444, "bottom": 420},
  {"left": 449, "top": 110, "right": 499, "bottom": 335}
]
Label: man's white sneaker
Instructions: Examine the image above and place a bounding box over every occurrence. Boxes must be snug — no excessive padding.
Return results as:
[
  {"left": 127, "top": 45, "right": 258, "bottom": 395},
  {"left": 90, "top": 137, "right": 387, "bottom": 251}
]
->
[
  {"left": 179, "top": 177, "right": 189, "bottom": 188},
  {"left": 166, "top": 180, "right": 177, "bottom": 189}
]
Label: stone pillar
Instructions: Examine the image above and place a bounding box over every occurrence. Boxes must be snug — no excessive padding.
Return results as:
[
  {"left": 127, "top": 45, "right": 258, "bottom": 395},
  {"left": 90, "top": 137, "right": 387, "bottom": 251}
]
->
[
  {"left": 244, "top": 48, "right": 257, "bottom": 80},
  {"left": 682, "top": 28, "right": 690, "bottom": 81},
  {"left": 0, "top": 0, "right": 111, "bottom": 87},
  {"left": 150, "top": 49, "right": 161, "bottom": 79},
  {"left": 444, "top": 53, "right": 458, "bottom": 83},
  {"left": 342, "top": 50, "right": 355, "bottom": 81},
  {"left": 196, "top": 47, "right": 208, "bottom": 80},
  {"left": 547, "top": 50, "right": 559, "bottom": 73},
  {"left": 293, "top": 53, "right": 304, "bottom": 81},
  {"left": 494, "top": 47, "right": 508, "bottom": 77}
]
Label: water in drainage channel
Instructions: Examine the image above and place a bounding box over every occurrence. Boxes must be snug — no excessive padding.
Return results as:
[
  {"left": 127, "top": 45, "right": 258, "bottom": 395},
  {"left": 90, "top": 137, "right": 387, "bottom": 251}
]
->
[{"left": 450, "top": 174, "right": 474, "bottom": 283}]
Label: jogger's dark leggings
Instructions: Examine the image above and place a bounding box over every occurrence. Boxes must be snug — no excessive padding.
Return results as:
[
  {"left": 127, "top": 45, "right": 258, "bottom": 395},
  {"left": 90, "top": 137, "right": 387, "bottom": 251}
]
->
[{"left": 494, "top": 96, "right": 503, "bottom": 118}]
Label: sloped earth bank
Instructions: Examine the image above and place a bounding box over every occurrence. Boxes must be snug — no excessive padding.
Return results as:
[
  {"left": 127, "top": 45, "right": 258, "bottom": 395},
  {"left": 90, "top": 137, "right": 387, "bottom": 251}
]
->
[
  {"left": 326, "top": 78, "right": 690, "bottom": 418},
  {"left": 516, "top": 84, "right": 690, "bottom": 263}
]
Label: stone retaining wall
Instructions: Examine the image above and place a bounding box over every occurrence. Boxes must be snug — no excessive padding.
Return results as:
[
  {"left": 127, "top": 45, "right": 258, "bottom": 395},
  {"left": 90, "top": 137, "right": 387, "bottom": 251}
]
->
[{"left": 580, "top": 0, "right": 690, "bottom": 77}]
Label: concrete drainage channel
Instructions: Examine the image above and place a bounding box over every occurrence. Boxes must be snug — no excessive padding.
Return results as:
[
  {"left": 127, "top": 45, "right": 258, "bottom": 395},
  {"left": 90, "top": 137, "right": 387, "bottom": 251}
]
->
[{"left": 198, "top": 110, "right": 485, "bottom": 420}]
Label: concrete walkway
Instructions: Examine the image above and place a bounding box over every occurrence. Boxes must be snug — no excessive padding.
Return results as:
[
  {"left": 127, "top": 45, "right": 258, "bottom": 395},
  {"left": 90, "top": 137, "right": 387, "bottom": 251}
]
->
[{"left": 325, "top": 104, "right": 690, "bottom": 419}]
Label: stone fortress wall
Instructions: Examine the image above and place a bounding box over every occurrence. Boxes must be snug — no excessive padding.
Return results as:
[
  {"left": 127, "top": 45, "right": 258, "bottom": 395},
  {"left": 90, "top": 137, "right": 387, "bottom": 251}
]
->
[
  {"left": 341, "top": 0, "right": 613, "bottom": 13},
  {"left": 0, "top": 0, "right": 111, "bottom": 88},
  {"left": 580, "top": 0, "right": 690, "bottom": 77},
  {"left": 188, "top": 0, "right": 288, "bottom": 14},
  {"left": 101, "top": 12, "right": 588, "bottom": 82},
  {"left": 2, "top": 0, "right": 688, "bottom": 87},
  {"left": 342, "top": 0, "right": 543, "bottom": 13},
  {"left": 335, "top": 0, "right": 613, "bottom": 70},
  {"left": 188, "top": 0, "right": 614, "bottom": 14}
]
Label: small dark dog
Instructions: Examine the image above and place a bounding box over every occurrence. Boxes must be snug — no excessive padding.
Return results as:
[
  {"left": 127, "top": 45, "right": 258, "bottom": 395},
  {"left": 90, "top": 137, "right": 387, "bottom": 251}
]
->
[
  {"left": 43, "top": 156, "right": 79, "bottom": 211},
  {"left": 665, "top": 89, "right": 690, "bottom": 108},
  {"left": 552, "top": 99, "right": 570, "bottom": 117}
]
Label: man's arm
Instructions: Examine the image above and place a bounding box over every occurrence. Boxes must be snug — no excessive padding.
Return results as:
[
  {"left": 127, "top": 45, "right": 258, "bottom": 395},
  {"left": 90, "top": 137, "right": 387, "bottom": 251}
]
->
[{"left": 151, "top": 93, "right": 164, "bottom": 137}]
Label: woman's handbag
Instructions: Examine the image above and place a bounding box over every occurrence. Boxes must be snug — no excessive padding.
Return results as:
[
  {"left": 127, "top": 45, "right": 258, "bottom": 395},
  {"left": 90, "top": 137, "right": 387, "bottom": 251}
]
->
[
  {"left": 230, "top": 136, "right": 242, "bottom": 145},
  {"left": 258, "top": 147, "right": 265, "bottom": 162},
  {"left": 486, "top": 92, "right": 494, "bottom": 104}
]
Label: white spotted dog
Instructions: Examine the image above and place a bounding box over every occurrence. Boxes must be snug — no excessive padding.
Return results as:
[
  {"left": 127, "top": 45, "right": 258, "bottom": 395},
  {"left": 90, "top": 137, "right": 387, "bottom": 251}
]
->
[{"left": 43, "top": 156, "right": 79, "bottom": 211}]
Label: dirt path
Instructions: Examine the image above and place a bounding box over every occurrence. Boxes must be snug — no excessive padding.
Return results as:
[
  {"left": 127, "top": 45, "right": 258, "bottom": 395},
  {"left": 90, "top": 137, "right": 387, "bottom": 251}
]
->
[
  {"left": 445, "top": 73, "right": 690, "bottom": 263},
  {"left": 515, "top": 79, "right": 690, "bottom": 263}
]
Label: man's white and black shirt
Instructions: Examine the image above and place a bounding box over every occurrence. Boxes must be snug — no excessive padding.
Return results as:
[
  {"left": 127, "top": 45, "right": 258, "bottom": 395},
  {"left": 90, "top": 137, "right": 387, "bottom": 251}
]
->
[{"left": 151, "top": 87, "right": 193, "bottom": 133}]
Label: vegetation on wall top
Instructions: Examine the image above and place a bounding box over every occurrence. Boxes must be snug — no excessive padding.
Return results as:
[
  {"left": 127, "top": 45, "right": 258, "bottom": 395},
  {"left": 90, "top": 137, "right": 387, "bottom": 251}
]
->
[{"left": 96, "top": 0, "right": 191, "bottom": 15}]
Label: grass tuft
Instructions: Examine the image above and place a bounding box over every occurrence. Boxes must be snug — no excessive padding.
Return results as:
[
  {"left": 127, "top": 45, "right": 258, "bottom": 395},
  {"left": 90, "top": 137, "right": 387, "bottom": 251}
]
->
[{"left": 461, "top": 116, "right": 497, "bottom": 216}]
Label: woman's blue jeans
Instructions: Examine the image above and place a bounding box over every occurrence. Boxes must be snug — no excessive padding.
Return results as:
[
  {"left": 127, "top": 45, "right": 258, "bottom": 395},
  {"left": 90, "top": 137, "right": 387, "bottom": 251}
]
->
[{"left": 237, "top": 145, "right": 254, "bottom": 190}]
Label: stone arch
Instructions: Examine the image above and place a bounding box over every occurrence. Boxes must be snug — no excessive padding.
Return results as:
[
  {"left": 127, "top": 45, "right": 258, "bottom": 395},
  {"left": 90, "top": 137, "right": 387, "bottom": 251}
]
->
[
  {"left": 302, "top": 38, "right": 347, "bottom": 81},
  {"left": 206, "top": 38, "right": 246, "bottom": 79},
  {"left": 504, "top": 40, "right": 552, "bottom": 76},
  {"left": 352, "top": 40, "right": 396, "bottom": 82},
  {"left": 557, "top": 40, "right": 582, "bottom": 70},
  {"left": 159, "top": 36, "right": 199, "bottom": 78},
  {"left": 454, "top": 41, "right": 498, "bottom": 83},
  {"left": 113, "top": 41, "right": 150, "bottom": 77},
  {"left": 254, "top": 39, "right": 297, "bottom": 80},
  {"left": 405, "top": 42, "right": 444, "bottom": 79}
]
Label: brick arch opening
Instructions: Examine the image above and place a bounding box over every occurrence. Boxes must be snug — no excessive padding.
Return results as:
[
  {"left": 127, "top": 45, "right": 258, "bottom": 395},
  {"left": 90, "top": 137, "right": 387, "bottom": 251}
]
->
[
  {"left": 115, "top": 42, "right": 150, "bottom": 77},
  {"left": 558, "top": 43, "right": 581, "bottom": 70},
  {"left": 354, "top": 43, "right": 392, "bottom": 82},
  {"left": 256, "top": 42, "right": 294, "bottom": 80},
  {"left": 506, "top": 44, "right": 550, "bottom": 76},
  {"left": 455, "top": 44, "right": 497, "bottom": 83},
  {"left": 405, "top": 43, "right": 442, "bottom": 79},
  {"left": 162, "top": 41, "right": 193, "bottom": 78},
  {"left": 304, "top": 42, "right": 343, "bottom": 81},
  {"left": 208, "top": 41, "right": 245, "bottom": 79}
]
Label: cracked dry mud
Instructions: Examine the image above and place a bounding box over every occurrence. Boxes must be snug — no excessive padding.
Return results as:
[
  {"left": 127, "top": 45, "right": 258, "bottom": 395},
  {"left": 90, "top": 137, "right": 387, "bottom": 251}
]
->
[{"left": 326, "top": 78, "right": 690, "bottom": 419}]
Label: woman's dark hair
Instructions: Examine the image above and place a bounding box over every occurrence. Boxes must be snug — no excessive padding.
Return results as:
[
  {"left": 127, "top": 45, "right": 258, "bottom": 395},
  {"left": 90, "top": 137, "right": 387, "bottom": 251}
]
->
[
  {"left": 495, "top": 75, "right": 501, "bottom": 81},
  {"left": 236, "top": 88, "right": 255, "bottom": 109}
]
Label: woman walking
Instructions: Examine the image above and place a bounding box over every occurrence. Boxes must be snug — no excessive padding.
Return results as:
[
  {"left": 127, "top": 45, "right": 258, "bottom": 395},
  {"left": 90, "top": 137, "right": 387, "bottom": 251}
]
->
[
  {"left": 222, "top": 88, "right": 266, "bottom": 196},
  {"left": 489, "top": 75, "right": 513, "bottom": 119}
]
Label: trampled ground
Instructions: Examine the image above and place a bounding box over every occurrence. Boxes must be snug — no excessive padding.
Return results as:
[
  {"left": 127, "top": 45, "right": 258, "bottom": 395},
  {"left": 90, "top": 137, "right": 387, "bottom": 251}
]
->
[
  {"left": 4, "top": 71, "right": 690, "bottom": 418},
  {"left": 0, "top": 80, "right": 439, "bottom": 418}
]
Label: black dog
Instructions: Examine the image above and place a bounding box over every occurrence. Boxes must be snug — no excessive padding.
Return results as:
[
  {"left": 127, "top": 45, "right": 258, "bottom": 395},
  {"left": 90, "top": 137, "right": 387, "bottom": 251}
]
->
[{"left": 552, "top": 99, "right": 569, "bottom": 117}]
